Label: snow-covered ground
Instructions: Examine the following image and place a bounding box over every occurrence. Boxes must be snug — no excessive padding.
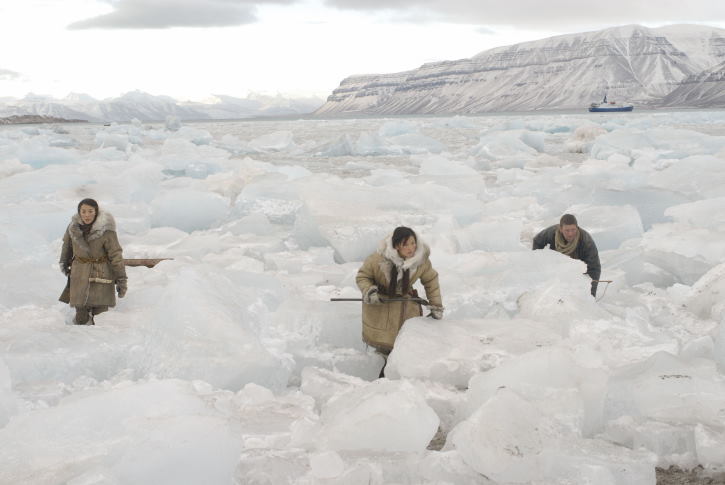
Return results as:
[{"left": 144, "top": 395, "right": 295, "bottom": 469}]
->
[{"left": 1, "top": 111, "right": 724, "bottom": 484}]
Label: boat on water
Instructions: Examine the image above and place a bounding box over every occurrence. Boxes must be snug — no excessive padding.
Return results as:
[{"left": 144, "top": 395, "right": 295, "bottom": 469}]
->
[{"left": 588, "top": 94, "right": 633, "bottom": 112}]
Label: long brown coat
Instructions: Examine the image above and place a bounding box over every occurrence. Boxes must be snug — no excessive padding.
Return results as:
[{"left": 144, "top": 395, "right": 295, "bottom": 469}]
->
[
  {"left": 356, "top": 236, "right": 442, "bottom": 352},
  {"left": 59, "top": 210, "right": 126, "bottom": 308}
]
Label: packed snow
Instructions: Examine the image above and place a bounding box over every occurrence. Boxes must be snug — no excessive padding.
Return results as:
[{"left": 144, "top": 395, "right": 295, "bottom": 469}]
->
[{"left": 1, "top": 111, "right": 725, "bottom": 484}]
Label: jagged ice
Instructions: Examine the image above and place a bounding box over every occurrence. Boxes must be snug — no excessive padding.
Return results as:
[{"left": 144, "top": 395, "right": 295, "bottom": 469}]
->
[{"left": 0, "top": 111, "right": 725, "bottom": 483}]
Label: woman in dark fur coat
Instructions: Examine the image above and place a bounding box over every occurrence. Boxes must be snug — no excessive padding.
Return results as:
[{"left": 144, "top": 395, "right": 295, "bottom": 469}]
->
[{"left": 59, "top": 199, "right": 127, "bottom": 325}]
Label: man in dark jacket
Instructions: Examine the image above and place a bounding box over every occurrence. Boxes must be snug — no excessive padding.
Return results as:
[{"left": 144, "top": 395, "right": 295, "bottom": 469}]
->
[{"left": 532, "top": 214, "right": 601, "bottom": 297}]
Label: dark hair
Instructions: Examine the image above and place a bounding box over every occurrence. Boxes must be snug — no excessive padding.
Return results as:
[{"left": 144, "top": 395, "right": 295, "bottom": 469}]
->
[
  {"left": 77, "top": 198, "right": 100, "bottom": 226},
  {"left": 559, "top": 214, "right": 578, "bottom": 227},
  {"left": 392, "top": 226, "right": 417, "bottom": 248},
  {"left": 77, "top": 198, "right": 99, "bottom": 214},
  {"left": 388, "top": 227, "right": 417, "bottom": 296}
]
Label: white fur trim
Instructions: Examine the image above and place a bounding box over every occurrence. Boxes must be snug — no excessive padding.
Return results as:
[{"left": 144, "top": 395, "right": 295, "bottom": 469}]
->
[
  {"left": 67, "top": 210, "right": 117, "bottom": 252},
  {"left": 376, "top": 231, "right": 429, "bottom": 280}
]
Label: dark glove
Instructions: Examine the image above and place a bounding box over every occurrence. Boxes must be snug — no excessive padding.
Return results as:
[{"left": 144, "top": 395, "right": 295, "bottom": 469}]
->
[
  {"left": 116, "top": 278, "right": 127, "bottom": 298},
  {"left": 590, "top": 280, "right": 598, "bottom": 298},
  {"left": 429, "top": 305, "right": 444, "bottom": 320},
  {"left": 362, "top": 286, "right": 381, "bottom": 304},
  {"left": 59, "top": 262, "right": 70, "bottom": 276}
]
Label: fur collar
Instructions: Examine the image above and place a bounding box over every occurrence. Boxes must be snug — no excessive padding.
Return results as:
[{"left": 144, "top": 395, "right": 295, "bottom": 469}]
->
[
  {"left": 67, "top": 210, "right": 116, "bottom": 251},
  {"left": 377, "top": 232, "right": 430, "bottom": 276}
]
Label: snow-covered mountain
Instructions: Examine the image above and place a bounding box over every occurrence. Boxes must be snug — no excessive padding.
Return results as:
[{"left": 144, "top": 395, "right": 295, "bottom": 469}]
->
[
  {"left": 88, "top": 91, "right": 203, "bottom": 122},
  {"left": 0, "top": 91, "right": 325, "bottom": 122},
  {"left": 180, "top": 93, "right": 324, "bottom": 119},
  {"left": 660, "top": 60, "right": 725, "bottom": 107},
  {"left": 0, "top": 93, "right": 93, "bottom": 121},
  {"left": 315, "top": 24, "right": 725, "bottom": 115}
]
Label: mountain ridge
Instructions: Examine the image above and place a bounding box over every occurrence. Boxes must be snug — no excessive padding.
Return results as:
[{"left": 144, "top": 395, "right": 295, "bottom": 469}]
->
[
  {"left": 314, "top": 24, "right": 725, "bottom": 116},
  {"left": 0, "top": 90, "right": 325, "bottom": 123}
]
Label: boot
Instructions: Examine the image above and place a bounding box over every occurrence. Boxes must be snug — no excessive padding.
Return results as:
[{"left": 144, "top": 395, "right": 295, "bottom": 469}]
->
[{"left": 74, "top": 307, "right": 90, "bottom": 325}]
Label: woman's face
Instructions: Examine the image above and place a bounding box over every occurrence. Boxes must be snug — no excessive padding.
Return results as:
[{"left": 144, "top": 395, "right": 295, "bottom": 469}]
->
[
  {"left": 395, "top": 236, "right": 417, "bottom": 259},
  {"left": 79, "top": 204, "right": 97, "bottom": 224}
]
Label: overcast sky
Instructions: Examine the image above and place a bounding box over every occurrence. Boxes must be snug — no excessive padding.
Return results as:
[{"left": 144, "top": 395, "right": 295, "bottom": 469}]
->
[{"left": 2, "top": 0, "right": 725, "bottom": 101}]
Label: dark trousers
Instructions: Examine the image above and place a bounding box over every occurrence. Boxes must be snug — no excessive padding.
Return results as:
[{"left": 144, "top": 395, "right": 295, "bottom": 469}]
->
[
  {"left": 73, "top": 306, "right": 108, "bottom": 325},
  {"left": 376, "top": 348, "right": 391, "bottom": 378}
]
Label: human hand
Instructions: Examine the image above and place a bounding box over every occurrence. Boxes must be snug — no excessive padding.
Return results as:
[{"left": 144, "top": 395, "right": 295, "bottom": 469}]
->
[
  {"left": 429, "top": 306, "right": 444, "bottom": 320},
  {"left": 116, "top": 279, "right": 127, "bottom": 298},
  {"left": 363, "top": 286, "right": 381, "bottom": 304}
]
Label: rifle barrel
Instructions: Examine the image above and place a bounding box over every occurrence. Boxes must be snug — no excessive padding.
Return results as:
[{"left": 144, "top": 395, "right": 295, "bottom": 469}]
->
[{"left": 330, "top": 297, "right": 430, "bottom": 306}]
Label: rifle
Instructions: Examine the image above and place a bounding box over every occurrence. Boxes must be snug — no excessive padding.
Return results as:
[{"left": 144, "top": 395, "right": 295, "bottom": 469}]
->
[
  {"left": 330, "top": 297, "right": 431, "bottom": 306},
  {"left": 593, "top": 280, "right": 613, "bottom": 302},
  {"left": 123, "top": 258, "right": 173, "bottom": 268}
]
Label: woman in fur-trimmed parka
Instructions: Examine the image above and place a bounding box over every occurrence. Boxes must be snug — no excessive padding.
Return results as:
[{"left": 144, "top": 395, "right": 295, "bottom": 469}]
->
[
  {"left": 59, "top": 198, "right": 127, "bottom": 325},
  {"left": 356, "top": 226, "right": 443, "bottom": 354}
]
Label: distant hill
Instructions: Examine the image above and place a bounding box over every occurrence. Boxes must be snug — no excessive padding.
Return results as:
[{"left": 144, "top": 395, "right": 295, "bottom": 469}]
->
[
  {"left": 0, "top": 91, "right": 325, "bottom": 123},
  {"left": 315, "top": 24, "right": 725, "bottom": 116},
  {"left": 0, "top": 114, "right": 87, "bottom": 125}
]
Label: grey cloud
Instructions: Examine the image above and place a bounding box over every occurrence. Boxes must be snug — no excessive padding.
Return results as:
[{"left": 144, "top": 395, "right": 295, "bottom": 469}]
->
[
  {"left": 0, "top": 68, "right": 21, "bottom": 81},
  {"left": 323, "top": 0, "right": 725, "bottom": 28},
  {"left": 68, "top": 0, "right": 297, "bottom": 29}
]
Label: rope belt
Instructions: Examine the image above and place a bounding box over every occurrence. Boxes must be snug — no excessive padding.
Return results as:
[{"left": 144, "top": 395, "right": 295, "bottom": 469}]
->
[
  {"left": 88, "top": 277, "right": 114, "bottom": 284},
  {"left": 75, "top": 256, "right": 108, "bottom": 264}
]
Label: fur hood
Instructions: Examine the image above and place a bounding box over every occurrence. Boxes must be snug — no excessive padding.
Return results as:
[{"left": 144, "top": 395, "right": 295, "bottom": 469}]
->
[
  {"left": 377, "top": 231, "right": 430, "bottom": 278},
  {"left": 67, "top": 210, "right": 117, "bottom": 249}
]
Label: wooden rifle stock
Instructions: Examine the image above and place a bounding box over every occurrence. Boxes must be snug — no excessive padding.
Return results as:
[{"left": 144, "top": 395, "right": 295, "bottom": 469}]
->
[{"left": 123, "top": 258, "right": 173, "bottom": 268}]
